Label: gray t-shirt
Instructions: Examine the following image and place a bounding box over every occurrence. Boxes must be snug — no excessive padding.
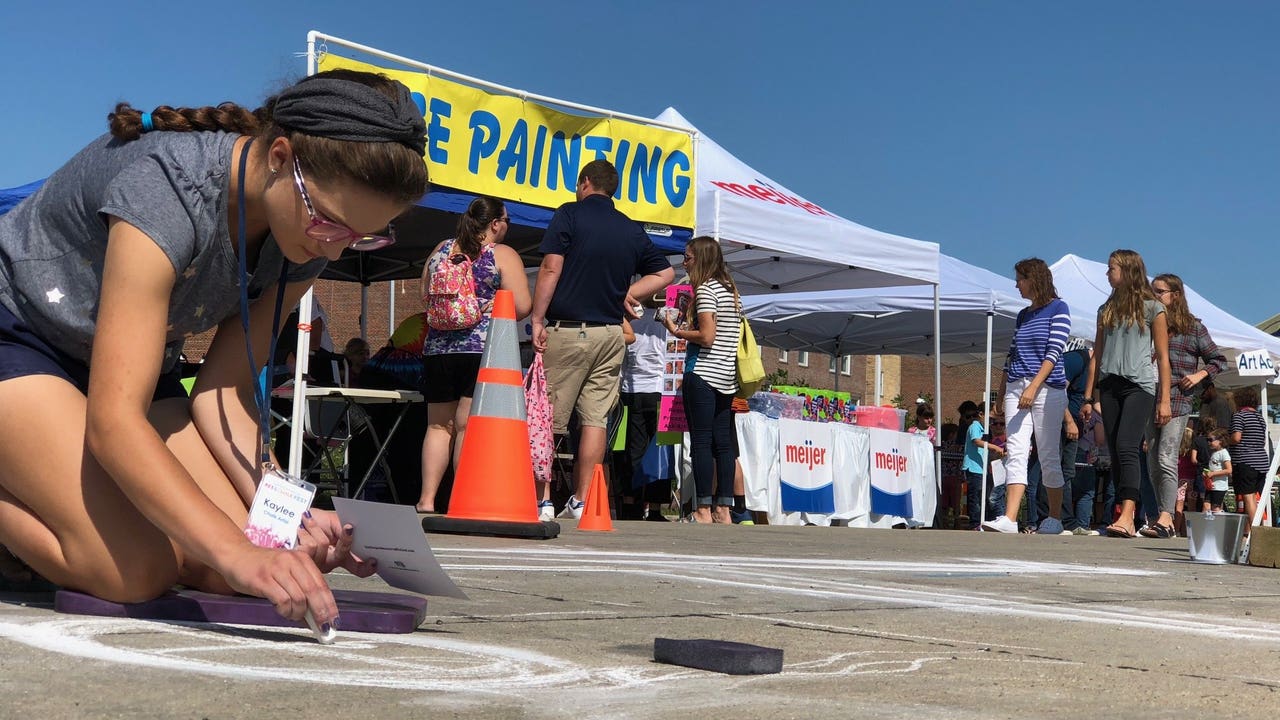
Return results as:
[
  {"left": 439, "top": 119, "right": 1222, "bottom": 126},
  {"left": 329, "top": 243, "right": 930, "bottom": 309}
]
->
[
  {"left": 0, "top": 131, "right": 326, "bottom": 373},
  {"left": 1097, "top": 298, "right": 1165, "bottom": 395}
]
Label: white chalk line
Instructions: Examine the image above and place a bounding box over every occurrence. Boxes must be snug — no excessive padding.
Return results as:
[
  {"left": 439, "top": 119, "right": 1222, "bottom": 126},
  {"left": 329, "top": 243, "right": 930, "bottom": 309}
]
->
[
  {"left": 437, "top": 547, "right": 1280, "bottom": 645},
  {"left": 0, "top": 615, "right": 601, "bottom": 692},
  {"left": 0, "top": 545, "right": 1270, "bottom": 694},
  {"left": 435, "top": 546, "right": 1165, "bottom": 576}
]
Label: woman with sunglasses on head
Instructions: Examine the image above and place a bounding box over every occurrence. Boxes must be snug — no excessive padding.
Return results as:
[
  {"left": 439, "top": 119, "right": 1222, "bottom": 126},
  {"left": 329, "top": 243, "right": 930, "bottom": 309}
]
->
[
  {"left": 416, "top": 197, "right": 531, "bottom": 514},
  {"left": 1081, "top": 250, "right": 1172, "bottom": 538},
  {"left": 1139, "top": 273, "right": 1226, "bottom": 538},
  {"left": 662, "top": 236, "right": 741, "bottom": 524},
  {"left": 0, "top": 69, "right": 428, "bottom": 627}
]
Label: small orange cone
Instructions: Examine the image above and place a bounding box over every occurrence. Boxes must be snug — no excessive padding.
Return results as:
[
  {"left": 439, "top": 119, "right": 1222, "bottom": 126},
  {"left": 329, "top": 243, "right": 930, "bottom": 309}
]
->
[
  {"left": 422, "top": 289, "right": 558, "bottom": 539},
  {"left": 577, "top": 464, "right": 614, "bottom": 532}
]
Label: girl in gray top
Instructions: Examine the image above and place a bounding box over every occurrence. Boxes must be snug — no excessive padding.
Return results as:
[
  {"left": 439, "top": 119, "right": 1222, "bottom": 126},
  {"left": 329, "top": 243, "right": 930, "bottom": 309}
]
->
[
  {"left": 0, "top": 70, "right": 428, "bottom": 629},
  {"left": 1082, "top": 249, "right": 1171, "bottom": 538}
]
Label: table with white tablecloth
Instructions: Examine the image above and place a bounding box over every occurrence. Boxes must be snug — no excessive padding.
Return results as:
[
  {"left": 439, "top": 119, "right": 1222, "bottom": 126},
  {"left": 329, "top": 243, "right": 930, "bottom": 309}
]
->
[{"left": 676, "top": 412, "right": 936, "bottom": 528}]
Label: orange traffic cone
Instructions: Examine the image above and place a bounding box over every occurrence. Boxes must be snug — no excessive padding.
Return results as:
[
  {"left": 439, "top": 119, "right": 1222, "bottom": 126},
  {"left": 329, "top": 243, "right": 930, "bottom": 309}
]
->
[
  {"left": 577, "top": 464, "right": 614, "bottom": 532},
  {"left": 421, "top": 289, "right": 558, "bottom": 539}
]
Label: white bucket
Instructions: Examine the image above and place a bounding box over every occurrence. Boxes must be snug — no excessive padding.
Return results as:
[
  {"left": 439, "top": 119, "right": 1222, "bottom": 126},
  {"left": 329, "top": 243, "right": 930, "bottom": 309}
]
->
[{"left": 1185, "top": 511, "right": 1246, "bottom": 564}]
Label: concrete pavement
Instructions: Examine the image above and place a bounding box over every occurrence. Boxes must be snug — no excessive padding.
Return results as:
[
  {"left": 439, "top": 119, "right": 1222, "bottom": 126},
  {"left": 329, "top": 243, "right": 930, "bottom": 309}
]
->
[{"left": 1, "top": 521, "right": 1277, "bottom": 719}]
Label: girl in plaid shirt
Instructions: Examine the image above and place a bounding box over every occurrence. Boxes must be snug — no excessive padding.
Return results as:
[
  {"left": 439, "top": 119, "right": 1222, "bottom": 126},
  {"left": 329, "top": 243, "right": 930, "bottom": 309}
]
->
[{"left": 1139, "top": 273, "right": 1226, "bottom": 538}]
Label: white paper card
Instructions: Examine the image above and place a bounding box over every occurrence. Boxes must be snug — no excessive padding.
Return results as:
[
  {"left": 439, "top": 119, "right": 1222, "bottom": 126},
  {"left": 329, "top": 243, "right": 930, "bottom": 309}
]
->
[
  {"left": 244, "top": 468, "right": 315, "bottom": 550},
  {"left": 331, "top": 498, "right": 468, "bottom": 600}
]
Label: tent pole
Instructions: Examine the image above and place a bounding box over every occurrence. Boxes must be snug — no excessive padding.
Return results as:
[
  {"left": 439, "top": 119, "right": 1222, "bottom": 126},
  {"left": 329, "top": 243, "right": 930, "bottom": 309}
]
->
[
  {"left": 360, "top": 286, "right": 369, "bottom": 340},
  {"left": 874, "top": 355, "right": 882, "bottom": 405},
  {"left": 388, "top": 279, "right": 396, "bottom": 342},
  {"left": 933, "top": 283, "right": 943, "bottom": 526},
  {"left": 713, "top": 188, "right": 721, "bottom": 241},
  {"left": 833, "top": 341, "right": 841, "bottom": 393},
  {"left": 980, "top": 307, "right": 994, "bottom": 530},
  {"left": 286, "top": 44, "right": 320, "bottom": 480}
]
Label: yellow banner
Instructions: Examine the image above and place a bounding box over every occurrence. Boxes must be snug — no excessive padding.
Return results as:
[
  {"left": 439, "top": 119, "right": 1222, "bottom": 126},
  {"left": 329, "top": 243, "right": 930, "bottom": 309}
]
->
[{"left": 318, "top": 55, "right": 695, "bottom": 229}]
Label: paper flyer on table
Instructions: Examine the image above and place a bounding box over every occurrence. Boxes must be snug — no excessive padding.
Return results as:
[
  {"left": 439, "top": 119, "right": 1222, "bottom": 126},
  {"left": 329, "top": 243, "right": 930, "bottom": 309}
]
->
[{"left": 331, "top": 497, "right": 468, "bottom": 599}]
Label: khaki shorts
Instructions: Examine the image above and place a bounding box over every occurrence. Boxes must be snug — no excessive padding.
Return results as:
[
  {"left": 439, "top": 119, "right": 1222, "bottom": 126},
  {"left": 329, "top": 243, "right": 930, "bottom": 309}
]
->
[{"left": 543, "top": 323, "right": 625, "bottom": 433}]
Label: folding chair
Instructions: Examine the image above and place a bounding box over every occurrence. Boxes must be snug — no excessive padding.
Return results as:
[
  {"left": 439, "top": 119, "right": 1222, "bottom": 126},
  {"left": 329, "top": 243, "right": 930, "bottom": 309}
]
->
[{"left": 301, "top": 395, "right": 355, "bottom": 498}]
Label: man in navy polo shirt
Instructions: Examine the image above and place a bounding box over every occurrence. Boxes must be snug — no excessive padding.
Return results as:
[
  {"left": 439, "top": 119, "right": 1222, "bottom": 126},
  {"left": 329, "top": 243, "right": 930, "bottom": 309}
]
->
[{"left": 531, "top": 159, "right": 674, "bottom": 518}]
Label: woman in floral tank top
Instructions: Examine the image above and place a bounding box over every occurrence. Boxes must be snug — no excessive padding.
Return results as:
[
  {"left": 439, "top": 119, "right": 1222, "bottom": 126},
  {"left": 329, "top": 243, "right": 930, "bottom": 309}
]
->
[{"left": 416, "top": 197, "right": 531, "bottom": 512}]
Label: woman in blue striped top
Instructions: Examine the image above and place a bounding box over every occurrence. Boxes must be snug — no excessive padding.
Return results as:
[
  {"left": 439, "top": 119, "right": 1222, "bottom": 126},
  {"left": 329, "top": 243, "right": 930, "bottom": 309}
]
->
[{"left": 984, "top": 258, "right": 1072, "bottom": 534}]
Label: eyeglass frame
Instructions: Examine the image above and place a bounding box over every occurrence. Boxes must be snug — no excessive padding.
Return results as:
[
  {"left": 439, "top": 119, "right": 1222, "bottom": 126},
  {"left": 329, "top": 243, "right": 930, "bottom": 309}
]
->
[{"left": 291, "top": 156, "right": 396, "bottom": 251}]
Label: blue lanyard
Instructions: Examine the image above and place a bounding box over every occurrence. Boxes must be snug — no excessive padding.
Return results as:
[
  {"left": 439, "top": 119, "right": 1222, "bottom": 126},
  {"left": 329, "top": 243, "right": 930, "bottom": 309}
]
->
[{"left": 234, "top": 138, "right": 290, "bottom": 466}]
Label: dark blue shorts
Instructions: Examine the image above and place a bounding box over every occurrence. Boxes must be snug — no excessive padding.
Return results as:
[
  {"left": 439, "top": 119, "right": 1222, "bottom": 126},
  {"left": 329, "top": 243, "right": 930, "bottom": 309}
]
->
[{"left": 0, "top": 301, "right": 186, "bottom": 401}]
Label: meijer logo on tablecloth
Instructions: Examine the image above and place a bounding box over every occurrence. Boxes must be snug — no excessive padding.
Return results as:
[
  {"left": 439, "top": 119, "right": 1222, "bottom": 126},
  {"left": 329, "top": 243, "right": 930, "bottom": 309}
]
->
[
  {"left": 784, "top": 439, "right": 827, "bottom": 471},
  {"left": 873, "top": 447, "right": 910, "bottom": 477}
]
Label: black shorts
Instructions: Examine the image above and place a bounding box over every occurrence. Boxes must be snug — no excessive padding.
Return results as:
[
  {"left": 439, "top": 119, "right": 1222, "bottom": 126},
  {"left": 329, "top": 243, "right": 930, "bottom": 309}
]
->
[
  {"left": 0, "top": 302, "right": 185, "bottom": 401},
  {"left": 1233, "top": 464, "right": 1267, "bottom": 495},
  {"left": 1206, "top": 489, "right": 1227, "bottom": 508},
  {"left": 421, "top": 352, "right": 482, "bottom": 403}
]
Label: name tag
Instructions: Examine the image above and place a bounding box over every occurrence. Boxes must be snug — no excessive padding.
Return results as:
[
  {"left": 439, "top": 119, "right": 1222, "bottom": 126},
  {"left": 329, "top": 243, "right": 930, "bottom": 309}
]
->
[{"left": 244, "top": 465, "right": 316, "bottom": 549}]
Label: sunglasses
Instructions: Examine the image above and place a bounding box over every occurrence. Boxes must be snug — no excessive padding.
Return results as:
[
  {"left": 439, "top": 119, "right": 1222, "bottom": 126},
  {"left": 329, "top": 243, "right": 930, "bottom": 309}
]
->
[{"left": 292, "top": 157, "right": 396, "bottom": 251}]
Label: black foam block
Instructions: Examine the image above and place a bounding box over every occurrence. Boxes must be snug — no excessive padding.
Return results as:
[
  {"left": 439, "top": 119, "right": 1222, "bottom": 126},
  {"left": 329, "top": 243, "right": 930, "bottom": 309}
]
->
[
  {"left": 422, "top": 516, "right": 560, "bottom": 540},
  {"left": 653, "top": 638, "right": 783, "bottom": 675}
]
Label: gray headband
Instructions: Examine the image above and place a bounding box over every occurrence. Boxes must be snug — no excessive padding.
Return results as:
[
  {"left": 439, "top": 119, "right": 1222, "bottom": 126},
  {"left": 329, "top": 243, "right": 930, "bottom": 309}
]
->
[{"left": 273, "top": 76, "right": 426, "bottom": 156}]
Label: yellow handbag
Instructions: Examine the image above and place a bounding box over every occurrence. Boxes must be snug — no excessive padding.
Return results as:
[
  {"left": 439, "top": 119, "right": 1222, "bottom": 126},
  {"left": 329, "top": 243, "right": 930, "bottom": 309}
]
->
[{"left": 736, "top": 316, "right": 765, "bottom": 399}]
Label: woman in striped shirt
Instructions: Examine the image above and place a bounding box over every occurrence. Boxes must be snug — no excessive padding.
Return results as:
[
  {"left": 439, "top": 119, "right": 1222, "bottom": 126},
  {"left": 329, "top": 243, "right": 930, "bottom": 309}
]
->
[
  {"left": 984, "top": 258, "right": 1072, "bottom": 534},
  {"left": 1228, "top": 385, "right": 1271, "bottom": 536},
  {"left": 662, "top": 236, "right": 741, "bottom": 524},
  {"left": 1082, "top": 249, "right": 1172, "bottom": 539}
]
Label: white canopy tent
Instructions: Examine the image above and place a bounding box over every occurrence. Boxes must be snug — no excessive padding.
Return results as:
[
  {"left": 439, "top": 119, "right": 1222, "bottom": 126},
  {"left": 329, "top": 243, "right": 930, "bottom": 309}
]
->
[
  {"left": 1050, "top": 254, "right": 1280, "bottom": 388},
  {"left": 655, "top": 108, "right": 939, "bottom": 293},
  {"left": 654, "top": 108, "right": 945, "bottom": 438},
  {"left": 743, "top": 253, "right": 1023, "bottom": 361}
]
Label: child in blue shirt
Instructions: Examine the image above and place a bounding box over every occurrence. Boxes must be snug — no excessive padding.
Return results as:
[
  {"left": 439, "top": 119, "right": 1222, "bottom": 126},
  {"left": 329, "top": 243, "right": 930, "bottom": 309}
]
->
[{"left": 963, "top": 403, "right": 1005, "bottom": 529}]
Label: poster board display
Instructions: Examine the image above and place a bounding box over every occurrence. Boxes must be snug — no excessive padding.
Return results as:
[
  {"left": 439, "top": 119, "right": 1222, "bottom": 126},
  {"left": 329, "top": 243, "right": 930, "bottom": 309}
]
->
[{"left": 657, "top": 285, "right": 694, "bottom": 432}]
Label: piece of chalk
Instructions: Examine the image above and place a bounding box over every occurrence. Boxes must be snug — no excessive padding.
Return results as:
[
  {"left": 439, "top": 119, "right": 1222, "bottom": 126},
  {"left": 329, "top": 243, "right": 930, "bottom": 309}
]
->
[
  {"left": 653, "top": 638, "right": 783, "bottom": 675},
  {"left": 304, "top": 610, "right": 337, "bottom": 645}
]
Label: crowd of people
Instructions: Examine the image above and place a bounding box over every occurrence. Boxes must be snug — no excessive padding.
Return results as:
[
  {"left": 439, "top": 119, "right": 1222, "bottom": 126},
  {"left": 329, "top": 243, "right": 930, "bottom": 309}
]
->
[
  {"left": 0, "top": 64, "right": 1270, "bottom": 632},
  {"left": 939, "top": 251, "right": 1267, "bottom": 538}
]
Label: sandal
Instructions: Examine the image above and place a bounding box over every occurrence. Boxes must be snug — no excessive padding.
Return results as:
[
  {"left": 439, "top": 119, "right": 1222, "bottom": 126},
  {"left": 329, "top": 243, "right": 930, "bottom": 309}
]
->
[
  {"left": 1104, "top": 524, "right": 1137, "bottom": 539},
  {"left": 1150, "top": 523, "right": 1176, "bottom": 539}
]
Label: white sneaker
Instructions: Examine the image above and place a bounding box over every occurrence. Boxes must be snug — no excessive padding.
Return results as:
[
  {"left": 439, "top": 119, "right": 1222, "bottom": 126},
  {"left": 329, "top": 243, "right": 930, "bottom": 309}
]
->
[
  {"left": 538, "top": 501, "right": 555, "bottom": 522},
  {"left": 981, "top": 515, "right": 1019, "bottom": 533},
  {"left": 556, "top": 496, "right": 584, "bottom": 520},
  {"left": 1038, "top": 517, "right": 1065, "bottom": 535}
]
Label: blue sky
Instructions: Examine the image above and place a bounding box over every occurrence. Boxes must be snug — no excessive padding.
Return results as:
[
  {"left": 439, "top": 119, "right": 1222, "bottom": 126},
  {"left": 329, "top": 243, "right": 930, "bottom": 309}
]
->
[{"left": 3, "top": 1, "right": 1276, "bottom": 321}]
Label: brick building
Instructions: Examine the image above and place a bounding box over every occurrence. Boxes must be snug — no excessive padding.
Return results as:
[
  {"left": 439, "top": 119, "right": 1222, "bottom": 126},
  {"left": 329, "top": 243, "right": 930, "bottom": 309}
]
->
[{"left": 183, "top": 277, "right": 427, "bottom": 360}]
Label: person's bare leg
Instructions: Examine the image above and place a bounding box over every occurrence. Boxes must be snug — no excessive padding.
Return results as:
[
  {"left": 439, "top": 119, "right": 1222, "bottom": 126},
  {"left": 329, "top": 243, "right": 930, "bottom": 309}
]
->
[
  {"left": 1045, "top": 486, "right": 1063, "bottom": 519},
  {"left": 1113, "top": 498, "right": 1138, "bottom": 534},
  {"left": 1242, "top": 493, "right": 1259, "bottom": 537},
  {"left": 418, "top": 402, "right": 457, "bottom": 512},
  {"left": 148, "top": 397, "right": 256, "bottom": 594},
  {"left": 1003, "top": 483, "right": 1026, "bottom": 523},
  {"left": 452, "top": 396, "right": 472, "bottom": 473},
  {"left": 573, "top": 426, "right": 606, "bottom": 503},
  {"left": 0, "top": 379, "right": 250, "bottom": 601}
]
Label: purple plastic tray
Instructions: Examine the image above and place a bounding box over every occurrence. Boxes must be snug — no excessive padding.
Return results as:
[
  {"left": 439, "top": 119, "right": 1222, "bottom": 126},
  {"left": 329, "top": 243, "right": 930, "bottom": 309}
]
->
[{"left": 54, "top": 587, "right": 428, "bottom": 634}]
